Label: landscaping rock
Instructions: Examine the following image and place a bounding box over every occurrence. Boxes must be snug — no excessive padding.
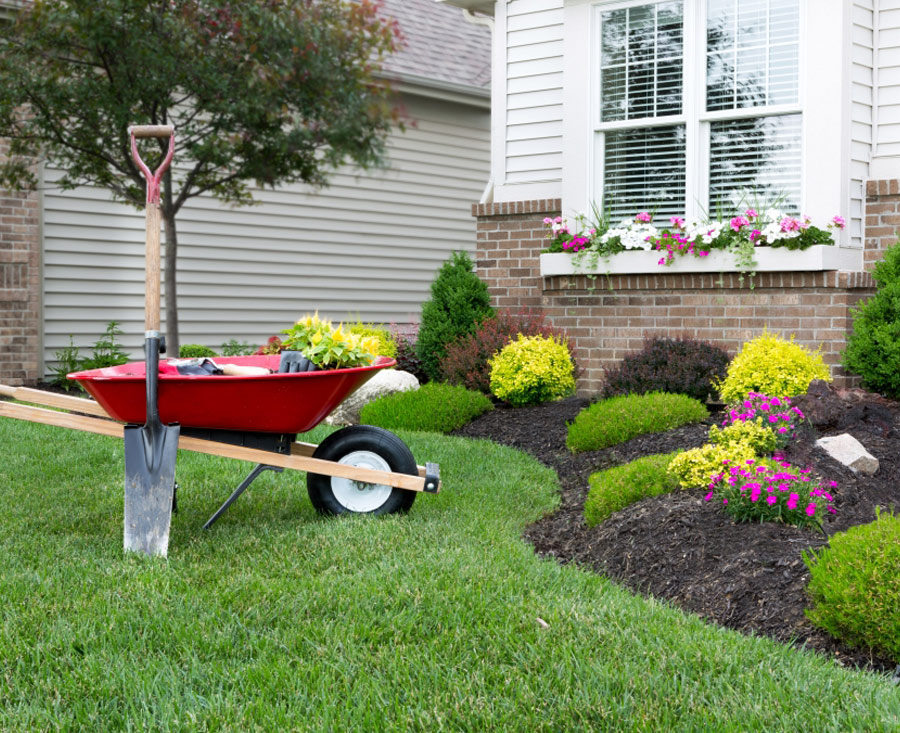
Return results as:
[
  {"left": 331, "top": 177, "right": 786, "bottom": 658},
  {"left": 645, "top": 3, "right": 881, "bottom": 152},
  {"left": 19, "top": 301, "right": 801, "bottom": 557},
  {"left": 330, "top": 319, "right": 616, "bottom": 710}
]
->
[
  {"left": 815, "top": 433, "right": 879, "bottom": 475},
  {"left": 325, "top": 369, "right": 419, "bottom": 425}
]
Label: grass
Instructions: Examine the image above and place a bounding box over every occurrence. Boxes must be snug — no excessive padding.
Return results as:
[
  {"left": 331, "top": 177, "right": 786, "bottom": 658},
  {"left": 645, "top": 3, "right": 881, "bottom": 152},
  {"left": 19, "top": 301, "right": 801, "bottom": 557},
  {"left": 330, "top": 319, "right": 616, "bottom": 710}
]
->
[
  {"left": 567, "top": 392, "right": 709, "bottom": 452},
  {"left": 584, "top": 452, "right": 682, "bottom": 526},
  {"left": 0, "top": 416, "right": 899, "bottom": 729},
  {"left": 359, "top": 382, "right": 493, "bottom": 433}
]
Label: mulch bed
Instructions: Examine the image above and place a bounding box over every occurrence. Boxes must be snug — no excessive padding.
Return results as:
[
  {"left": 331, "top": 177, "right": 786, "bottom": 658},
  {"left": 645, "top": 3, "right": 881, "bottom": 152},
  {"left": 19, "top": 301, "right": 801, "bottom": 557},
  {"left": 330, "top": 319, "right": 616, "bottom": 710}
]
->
[{"left": 452, "top": 383, "right": 900, "bottom": 676}]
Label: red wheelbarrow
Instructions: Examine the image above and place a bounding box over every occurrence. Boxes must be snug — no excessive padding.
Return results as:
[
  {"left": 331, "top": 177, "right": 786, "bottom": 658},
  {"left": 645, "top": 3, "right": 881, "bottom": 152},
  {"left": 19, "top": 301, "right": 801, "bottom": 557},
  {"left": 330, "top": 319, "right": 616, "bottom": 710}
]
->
[{"left": 0, "top": 356, "right": 440, "bottom": 542}]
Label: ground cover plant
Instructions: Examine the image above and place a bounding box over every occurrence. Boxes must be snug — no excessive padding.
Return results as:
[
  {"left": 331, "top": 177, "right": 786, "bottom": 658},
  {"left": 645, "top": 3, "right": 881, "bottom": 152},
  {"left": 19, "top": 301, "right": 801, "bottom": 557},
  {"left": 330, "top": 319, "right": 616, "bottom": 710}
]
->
[
  {"left": 600, "top": 335, "right": 729, "bottom": 402},
  {"left": 359, "top": 383, "right": 493, "bottom": 434},
  {"left": 584, "top": 452, "right": 681, "bottom": 526},
  {"left": 566, "top": 392, "right": 708, "bottom": 452},
  {"left": 1, "top": 415, "right": 899, "bottom": 729}
]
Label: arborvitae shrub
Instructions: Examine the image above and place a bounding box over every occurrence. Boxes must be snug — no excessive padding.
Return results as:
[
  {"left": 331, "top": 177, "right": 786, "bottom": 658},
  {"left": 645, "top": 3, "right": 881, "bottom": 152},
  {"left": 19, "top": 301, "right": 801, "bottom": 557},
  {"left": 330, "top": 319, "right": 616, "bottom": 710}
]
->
[
  {"left": 416, "top": 251, "right": 494, "bottom": 382},
  {"left": 601, "top": 336, "right": 730, "bottom": 402},
  {"left": 440, "top": 309, "right": 579, "bottom": 394},
  {"left": 843, "top": 241, "right": 900, "bottom": 397},
  {"left": 716, "top": 330, "right": 830, "bottom": 403}
]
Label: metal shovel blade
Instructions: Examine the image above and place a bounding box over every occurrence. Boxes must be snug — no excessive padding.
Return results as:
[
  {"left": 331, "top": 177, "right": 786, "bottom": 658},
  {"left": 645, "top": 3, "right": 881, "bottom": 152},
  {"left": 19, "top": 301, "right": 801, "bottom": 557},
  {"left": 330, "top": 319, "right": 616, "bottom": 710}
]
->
[{"left": 123, "top": 336, "right": 180, "bottom": 557}]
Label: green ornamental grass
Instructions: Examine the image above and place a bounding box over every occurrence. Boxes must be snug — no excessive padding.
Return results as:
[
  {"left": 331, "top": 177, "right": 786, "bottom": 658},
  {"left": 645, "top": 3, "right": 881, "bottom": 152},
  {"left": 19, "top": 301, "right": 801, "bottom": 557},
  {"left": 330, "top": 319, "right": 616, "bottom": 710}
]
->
[
  {"left": 566, "top": 392, "right": 708, "bottom": 452},
  {"left": 359, "top": 382, "right": 493, "bottom": 433},
  {"left": 585, "top": 452, "right": 682, "bottom": 526},
  {"left": 804, "top": 510, "right": 900, "bottom": 663}
]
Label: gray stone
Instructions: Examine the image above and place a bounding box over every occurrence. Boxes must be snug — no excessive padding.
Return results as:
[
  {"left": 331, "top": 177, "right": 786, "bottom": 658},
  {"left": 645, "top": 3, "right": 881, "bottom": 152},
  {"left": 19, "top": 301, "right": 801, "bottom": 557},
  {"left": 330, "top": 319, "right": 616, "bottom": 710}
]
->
[
  {"left": 325, "top": 369, "right": 419, "bottom": 426},
  {"left": 815, "top": 434, "right": 879, "bottom": 475}
]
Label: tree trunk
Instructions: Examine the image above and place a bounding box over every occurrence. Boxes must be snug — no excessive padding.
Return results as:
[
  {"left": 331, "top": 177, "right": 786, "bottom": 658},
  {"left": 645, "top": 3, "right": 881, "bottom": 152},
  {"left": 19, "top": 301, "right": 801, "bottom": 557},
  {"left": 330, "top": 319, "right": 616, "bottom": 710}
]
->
[{"left": 161, "top": 203, "right": 180, "bottom": 358}]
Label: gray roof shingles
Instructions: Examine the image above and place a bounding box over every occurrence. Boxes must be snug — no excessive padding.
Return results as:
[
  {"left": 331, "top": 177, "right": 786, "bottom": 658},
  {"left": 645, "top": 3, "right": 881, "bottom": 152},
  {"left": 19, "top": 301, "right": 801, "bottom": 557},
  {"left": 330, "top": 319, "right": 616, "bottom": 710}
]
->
[{"left": 379, "top": 0, "right": 491, "bottom": 90}]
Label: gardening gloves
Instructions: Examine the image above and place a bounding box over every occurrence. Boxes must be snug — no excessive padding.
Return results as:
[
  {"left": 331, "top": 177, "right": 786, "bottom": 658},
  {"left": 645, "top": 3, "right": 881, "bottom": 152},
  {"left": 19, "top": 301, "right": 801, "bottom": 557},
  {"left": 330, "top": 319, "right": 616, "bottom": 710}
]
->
[{"left": 278, "top": 351, "right": 318, "bottom": 373}]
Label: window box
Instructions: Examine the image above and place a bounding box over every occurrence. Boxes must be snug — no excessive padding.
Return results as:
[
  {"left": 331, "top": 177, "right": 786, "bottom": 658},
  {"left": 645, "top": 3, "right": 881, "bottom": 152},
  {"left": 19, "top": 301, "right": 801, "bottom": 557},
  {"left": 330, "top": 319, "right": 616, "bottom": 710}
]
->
[{"left": 539, "top": 244, "right": 841, "bottom": 278}]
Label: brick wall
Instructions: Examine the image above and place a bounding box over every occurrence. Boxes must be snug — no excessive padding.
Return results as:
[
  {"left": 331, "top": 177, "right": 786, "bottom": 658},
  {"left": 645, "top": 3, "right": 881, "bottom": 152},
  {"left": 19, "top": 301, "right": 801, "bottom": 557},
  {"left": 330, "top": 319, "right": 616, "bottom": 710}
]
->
[
  {"left": 474, "top": 199, "right": 881, "bottom": 396},
  {"left": 864, "top": 180, "right": 900, "bottom": 270},
  {"left": 0, "top": 140, "right": 41, "bottom": 386}
]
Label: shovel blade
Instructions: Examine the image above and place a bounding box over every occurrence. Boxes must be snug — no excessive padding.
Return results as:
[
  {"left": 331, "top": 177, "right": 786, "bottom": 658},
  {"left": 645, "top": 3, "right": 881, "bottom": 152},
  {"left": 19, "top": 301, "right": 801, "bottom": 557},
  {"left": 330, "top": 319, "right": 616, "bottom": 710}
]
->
[{"left": 123, "top": 423, "right": 180, "bottom": 557}]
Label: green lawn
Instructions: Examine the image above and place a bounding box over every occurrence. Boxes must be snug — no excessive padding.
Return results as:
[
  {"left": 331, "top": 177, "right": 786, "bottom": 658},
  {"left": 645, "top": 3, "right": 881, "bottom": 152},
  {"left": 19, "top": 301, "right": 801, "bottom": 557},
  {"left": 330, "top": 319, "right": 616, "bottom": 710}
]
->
[{"left": 0, "top": 417, "right": 898, "bottom": 730}]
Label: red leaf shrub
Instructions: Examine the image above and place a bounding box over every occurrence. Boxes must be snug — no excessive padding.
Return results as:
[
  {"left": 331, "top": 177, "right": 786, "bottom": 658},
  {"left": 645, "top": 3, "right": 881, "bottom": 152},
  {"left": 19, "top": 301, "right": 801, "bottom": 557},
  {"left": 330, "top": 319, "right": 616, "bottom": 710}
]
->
[{"left": 440, "top": 309, "right": 580, "bottom": 393}]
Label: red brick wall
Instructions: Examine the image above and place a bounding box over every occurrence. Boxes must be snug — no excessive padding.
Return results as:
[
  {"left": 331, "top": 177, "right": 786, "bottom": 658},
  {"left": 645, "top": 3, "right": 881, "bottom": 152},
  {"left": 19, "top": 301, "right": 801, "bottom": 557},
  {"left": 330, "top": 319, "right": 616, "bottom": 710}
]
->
[
  {"left": 864, "top": 180, "right": 900, "bottom": 270},
  {"left": 474, "top": 199, "right": 878, "bottom": 396},
  {"left": 0, "top": 140, "right": 41, "bottom": 386}
]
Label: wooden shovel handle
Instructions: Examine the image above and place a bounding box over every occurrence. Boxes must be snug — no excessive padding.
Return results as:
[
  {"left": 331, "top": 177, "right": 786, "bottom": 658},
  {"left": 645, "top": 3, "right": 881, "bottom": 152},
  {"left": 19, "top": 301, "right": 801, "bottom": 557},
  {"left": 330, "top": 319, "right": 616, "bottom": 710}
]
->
[{"left": 128, "top": 125, "right": 174, "bottom": 139}]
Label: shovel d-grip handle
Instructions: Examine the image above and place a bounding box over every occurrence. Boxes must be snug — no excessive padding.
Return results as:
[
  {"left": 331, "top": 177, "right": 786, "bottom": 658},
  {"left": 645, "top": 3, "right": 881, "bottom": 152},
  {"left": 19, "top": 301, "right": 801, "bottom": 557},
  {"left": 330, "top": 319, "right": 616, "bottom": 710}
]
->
[
  {"left": 129, "top": 124, "right": 174, "bottom": 332},
  {"left": 128, "top": 125, "right": 175, "bottom": 205}
]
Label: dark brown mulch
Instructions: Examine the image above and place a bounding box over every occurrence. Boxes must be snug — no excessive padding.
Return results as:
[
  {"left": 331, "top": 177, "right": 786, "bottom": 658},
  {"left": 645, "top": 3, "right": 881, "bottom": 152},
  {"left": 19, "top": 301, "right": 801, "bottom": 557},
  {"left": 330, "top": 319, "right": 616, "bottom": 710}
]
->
[{"left": 452, "top": 384, "right": 900, "bottom": 676}]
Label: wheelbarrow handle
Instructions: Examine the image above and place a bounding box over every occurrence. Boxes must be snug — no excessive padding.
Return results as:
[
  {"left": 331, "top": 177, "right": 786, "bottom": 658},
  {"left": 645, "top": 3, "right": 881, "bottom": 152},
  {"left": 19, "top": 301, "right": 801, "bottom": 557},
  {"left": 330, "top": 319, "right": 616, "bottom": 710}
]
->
[{"left": 129, "top": 125, "right": 175, "bottom": 205}]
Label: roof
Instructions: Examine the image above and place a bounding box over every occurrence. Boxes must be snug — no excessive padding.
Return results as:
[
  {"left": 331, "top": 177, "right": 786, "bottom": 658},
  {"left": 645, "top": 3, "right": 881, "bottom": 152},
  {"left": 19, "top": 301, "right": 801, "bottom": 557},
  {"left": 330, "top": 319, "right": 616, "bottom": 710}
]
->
[{"left": 379, "top": 0, "right": 491, "bottom": 91}]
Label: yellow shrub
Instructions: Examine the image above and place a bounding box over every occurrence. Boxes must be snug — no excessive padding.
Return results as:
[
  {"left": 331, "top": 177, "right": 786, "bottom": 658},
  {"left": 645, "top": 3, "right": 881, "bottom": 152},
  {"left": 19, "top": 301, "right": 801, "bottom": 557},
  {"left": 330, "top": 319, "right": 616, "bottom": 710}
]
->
[
  {"left": 347, "top": 322, "right": 397, "bottom": 359},
  {"left": 667, "top": 443, "right": 757, "bottom": 489},
  {"left": 716, "top": 330, "right": 830, "bottom": 403},
  {"left": 489, "top": 334, "right": 575, "bottom": 406},
  {"left": 708, "top": 420, "right": 777, "bottom": 456}
]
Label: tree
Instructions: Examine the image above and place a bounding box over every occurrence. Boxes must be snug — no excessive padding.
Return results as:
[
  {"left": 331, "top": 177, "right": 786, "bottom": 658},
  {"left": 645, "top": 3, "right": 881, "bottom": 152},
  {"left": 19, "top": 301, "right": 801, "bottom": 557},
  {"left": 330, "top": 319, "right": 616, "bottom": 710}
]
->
[{"left": 0, "top": 0, "right": 401, "bottom": 354}]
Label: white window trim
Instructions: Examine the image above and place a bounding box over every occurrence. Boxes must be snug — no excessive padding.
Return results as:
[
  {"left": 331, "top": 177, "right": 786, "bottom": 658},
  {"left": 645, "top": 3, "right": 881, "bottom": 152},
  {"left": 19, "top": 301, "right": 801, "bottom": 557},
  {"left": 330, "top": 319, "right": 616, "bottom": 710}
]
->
[{"left": 562, "top": 0, "right": 856, "bottom": 258}]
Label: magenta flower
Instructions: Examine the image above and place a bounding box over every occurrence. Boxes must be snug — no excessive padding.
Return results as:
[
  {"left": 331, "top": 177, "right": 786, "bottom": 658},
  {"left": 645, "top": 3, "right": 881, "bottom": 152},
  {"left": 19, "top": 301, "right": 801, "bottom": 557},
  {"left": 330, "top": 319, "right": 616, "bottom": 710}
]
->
[
  {"left": 670, "top": 216, "right": 685, "bottom": 228},
  {"left": 705, "top": 491, "right": 714, "bottom": 501},
  {"left": 805, "top": 503, "right": 817, "bottom": 517},
  {"left": 730, "top": 215, "right": 749, "bottom": 231},
  {"left": 787, "top": 493, "right": 799, "bottom": 510},
  {"left": 831, "top": 215, "right": 846, "bottom": 229},
  {"left": 745, "top": 208, "right": 757, "bottom": 219},
  {"left": 766, "top": 495, "right": 777, "bottom": 505},
  {"left": 635, "top": 211, "right": 652, "bottom": 223}
]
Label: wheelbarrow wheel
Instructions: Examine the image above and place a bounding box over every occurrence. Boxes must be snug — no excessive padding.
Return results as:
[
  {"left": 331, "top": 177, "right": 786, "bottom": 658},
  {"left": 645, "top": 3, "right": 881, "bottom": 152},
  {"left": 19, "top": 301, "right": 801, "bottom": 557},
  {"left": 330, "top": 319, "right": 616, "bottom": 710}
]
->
[{"left": 307, "top": 425, "right": 418, "bottom": 516}]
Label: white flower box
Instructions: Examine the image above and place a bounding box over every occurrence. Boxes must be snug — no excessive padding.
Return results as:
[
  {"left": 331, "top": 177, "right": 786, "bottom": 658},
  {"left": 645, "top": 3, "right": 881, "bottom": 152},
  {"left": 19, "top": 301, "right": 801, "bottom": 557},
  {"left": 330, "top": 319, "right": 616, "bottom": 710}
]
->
[{"left": 539, "top": 244, "right": 844, "bottom": 277}]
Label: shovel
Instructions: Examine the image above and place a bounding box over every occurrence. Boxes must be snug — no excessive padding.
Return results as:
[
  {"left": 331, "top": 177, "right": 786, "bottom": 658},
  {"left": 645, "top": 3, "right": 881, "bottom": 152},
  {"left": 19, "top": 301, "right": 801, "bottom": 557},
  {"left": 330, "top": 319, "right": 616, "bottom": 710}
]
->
[{"left": 123, "top": 124, "right": 180, "bottom": 557}]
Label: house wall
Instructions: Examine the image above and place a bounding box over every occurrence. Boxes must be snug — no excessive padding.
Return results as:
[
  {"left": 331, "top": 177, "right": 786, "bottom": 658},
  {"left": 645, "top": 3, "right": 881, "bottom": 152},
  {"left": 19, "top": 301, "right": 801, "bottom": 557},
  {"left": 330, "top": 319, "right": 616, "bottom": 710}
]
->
[
  {"left": 0, "top": 139, "right": 40, "bottom": 387},
  {"left": 37, "top": 93, "right": 489, "bottom": 376},
  {"left": 474, "top": 197, "right": 885, "bottom": 396}
]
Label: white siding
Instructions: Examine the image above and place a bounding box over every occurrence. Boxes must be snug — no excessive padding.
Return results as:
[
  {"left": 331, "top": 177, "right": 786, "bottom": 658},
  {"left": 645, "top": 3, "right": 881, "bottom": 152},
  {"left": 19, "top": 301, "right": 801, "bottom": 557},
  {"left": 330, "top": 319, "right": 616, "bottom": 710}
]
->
[
  {"left": 505, "top": 0, "right": 564, "bottom": 184},
  {"left": 41, "top": 94, "right": 489, "bottom": 368},
  {"left": 849, "top": 0, "right": 874, "bottom": 246},
  {"left": 876, "top": 2, "right": 900, "bottom": 159}
]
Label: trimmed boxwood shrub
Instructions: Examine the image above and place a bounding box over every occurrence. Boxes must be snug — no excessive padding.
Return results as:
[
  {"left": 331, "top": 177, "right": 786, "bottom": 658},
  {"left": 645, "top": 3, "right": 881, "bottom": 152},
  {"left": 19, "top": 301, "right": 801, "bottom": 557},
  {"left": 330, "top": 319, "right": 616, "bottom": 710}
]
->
[
  {"left": 843, "top": 241, "right": 900, "bottom": 397},
  {"left": 585, "top": 452, "right": 681, "bottom": 526},
  {"left": 441, "top": 309, "right": 579, "bottom": 394},
  {"left": 566, "top": 392, "right": 708, "bottom": 452},
  {"left": 601, "top": 336, "right": 730, "bottom": 402},
  {"left": 416, "top": 251, "right": 494, "bottom": 382},
  {"left": 179, "top": 344, "right": 218, "bottom": 358},
  {"left": 803, "top": 511, "right": 900, "bottom": 663},
  {"left": 359, "top": 383, "right": 493, "bottom": 434}
]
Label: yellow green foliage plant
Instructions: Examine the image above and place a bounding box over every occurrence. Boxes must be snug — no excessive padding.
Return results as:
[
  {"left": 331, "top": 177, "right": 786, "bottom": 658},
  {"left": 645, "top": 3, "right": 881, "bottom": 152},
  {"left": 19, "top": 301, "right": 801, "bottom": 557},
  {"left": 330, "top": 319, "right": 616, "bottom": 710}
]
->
[
  {"left": 281, "top": 312, "right": 379, "bottom": 369},
  {"left": 489, "top": 334, "right": 575, "bottom": 406},
  {"left": 667, "top": 443, "right": 758, "bottom": 489},
  {"left": 347, "top": 321, "right": 397, "bottom": 359},
  {"left": 715, "top": 329, "right": 830, "bottom": 403},
  {"left": 708, "top": 420, "right": 777, "bottom": 456}
]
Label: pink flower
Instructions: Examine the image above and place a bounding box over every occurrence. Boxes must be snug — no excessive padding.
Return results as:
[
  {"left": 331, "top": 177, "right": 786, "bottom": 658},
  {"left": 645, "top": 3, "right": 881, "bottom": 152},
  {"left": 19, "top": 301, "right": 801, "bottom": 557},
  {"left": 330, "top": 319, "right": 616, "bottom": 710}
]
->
[
  {"left": 670, "top": 216, "right": 685, "bottom": 228},
  {"left": 780, "top": 216, "right": 800, "bottom": 232},
  {"left": 787, "top": 493, "right": 799, "bottom": 510},
  {"left": 658, "top": 258, "right": 666, "bottom": 265},
  {"left": 635, "top": 211, "right": 652, "bottom": 223},
  {"left": 730, "top": 215, "right": 749, "bottom": 231},
  {"left": 554, "top": 216, "right": 562, "bottom": 224},
  {"left": 749, "top": 229, "right": 761, "bottom": 242},
  {"left": 745, "top": 208, "right": 757, "bottom": 219},
  {"left": 705, "top": 491, "right": 714, "bottom": 501},
  {"left": 766, "top": 495, "right": 777, "bottom": 505},
  {"left": 831, "top": 215, "right": 846, "bottom": 229},
  {"left": 543, "top": 217, "right": 553, "bottom": 224},
  {"left": 805, "top": 503, "right": 817, "bottom": 516}
]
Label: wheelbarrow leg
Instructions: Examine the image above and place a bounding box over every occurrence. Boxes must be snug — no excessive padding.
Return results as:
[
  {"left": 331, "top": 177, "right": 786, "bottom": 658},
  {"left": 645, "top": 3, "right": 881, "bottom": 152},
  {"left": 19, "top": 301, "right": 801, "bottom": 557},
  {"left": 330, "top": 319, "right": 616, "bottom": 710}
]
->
[{"left": 203, "top": 464, "right": 283, "bottom": 530}]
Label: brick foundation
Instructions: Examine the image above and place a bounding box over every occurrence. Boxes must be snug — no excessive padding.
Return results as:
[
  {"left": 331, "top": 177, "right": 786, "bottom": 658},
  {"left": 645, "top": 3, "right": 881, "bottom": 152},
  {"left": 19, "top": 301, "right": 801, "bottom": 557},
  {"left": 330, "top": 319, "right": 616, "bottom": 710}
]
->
[
  {"left": 0, "top": 140, "right": 41, "bottom": 386},
  {"left": 474, "top": 198, "right": 884, "bottom": 396}
]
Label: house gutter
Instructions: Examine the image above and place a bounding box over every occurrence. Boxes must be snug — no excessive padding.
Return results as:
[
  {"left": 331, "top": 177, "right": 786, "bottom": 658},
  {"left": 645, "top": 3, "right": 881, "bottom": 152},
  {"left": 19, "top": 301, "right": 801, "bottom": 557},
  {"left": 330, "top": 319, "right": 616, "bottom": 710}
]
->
[{"left": 377, "top": 71, "right": 491, "bottom": 110}]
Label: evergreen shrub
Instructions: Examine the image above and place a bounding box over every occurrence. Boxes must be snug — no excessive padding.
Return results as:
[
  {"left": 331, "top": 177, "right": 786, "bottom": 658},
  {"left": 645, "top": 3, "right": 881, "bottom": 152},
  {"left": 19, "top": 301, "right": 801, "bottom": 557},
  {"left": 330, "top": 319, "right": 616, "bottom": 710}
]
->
[
  {"left": 416, "top": 251, "right": 494, "bottom": 382},
  {"left": 585, "top": 452, "right": 682, "bottom": 526},
  {"left": 601, "top": 336, "right": 730, "bottom": 402},
  {"left": 179, "top": 344, "right": 218, "bottom": 358},
  {"left": 360, "top": 383, "right": 493, "bottom": 433},
  {"left": 489, "top": 334, "right": 575, "bottom": 407}
]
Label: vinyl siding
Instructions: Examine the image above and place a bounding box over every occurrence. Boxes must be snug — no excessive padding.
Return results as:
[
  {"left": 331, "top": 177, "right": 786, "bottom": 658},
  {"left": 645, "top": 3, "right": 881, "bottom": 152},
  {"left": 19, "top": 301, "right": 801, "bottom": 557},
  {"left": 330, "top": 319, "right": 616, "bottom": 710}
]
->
[
  {"left": 849, "top": 0, "right": 874, "bottom": 246},
  {"left": 876, "top": 3, "right": 900, "bottom": 157},
  {"left": 41, "top": 94, "right": 489, "bottom": 368},
  {"left": 505, "top": 0, "right": 564, "bottom": 184}
]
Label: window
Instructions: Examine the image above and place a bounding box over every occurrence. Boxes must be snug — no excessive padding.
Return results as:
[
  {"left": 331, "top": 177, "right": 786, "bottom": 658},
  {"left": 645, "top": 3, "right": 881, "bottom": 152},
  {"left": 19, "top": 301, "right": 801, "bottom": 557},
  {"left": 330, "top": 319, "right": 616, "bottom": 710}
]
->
[{"left": 594, "top": 0, "right": 801, "bottom": 221}]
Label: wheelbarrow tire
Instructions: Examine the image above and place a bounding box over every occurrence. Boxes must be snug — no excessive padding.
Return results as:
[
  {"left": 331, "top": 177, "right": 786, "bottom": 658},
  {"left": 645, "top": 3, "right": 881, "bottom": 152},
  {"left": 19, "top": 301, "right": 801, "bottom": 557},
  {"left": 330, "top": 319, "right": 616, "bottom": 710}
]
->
[{"left": 307, "top": 425, "right": 418, "bottom": 516}]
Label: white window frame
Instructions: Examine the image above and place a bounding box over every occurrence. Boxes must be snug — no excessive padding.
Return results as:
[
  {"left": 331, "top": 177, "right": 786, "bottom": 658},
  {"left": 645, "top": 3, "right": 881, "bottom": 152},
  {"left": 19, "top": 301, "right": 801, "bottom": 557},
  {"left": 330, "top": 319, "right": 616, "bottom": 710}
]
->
[{"left": 561, "top": 0, "right": 853, "bottom": 256}]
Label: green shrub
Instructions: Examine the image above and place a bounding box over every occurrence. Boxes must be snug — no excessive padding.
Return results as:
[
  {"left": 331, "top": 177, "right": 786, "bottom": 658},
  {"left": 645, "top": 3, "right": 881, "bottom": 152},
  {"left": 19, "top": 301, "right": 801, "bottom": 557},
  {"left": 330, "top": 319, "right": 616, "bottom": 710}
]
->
[
  {"left": 359, "top": 383, "right": 493, "bottom": 434},
  {"left": 77, "top": 321, "right": 130, "bottom": 372},
  {"left": 708, "top": 420, "right": 777, "bottom": 456},
  {"left": 49, "top": 336, "right": 83, "bottom": 391},
  {"left": 489, "top": 334, "right": 575, "bottom": 406},
  {"left": 566, "top": 392, "right": 708, "bottom": 452},
  {"left": 347, "top": 322, "right": 397, "bottom": 359},
  {"left": 667, "top": 443, "right": 758, "bottom": 489},
  {"left": 220, "top": 339, "right": 255, "bottom": 356},
  {"left": 601, "top": 336, "right": 730, "bottom": 402},
  {"left": 843, "top": 241, "right": 900, "bottom": 397},
  {"left": 179, "top": 344, "right": 219, "bottom": 358},
  {"left": 441, "top": 309, "right": 580, "bottom": 394},
  {"left": 416, "top": 251, "right": 494, "bottom": 382},
  {"left": 585, "top": 452, "right": 682, "bottom": 526},
  {"left": 804, "top": 510, "right": 900, "bottom": 663},
  {"left": 716, "top": 330, "right": 830, "bottom": 403}
]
